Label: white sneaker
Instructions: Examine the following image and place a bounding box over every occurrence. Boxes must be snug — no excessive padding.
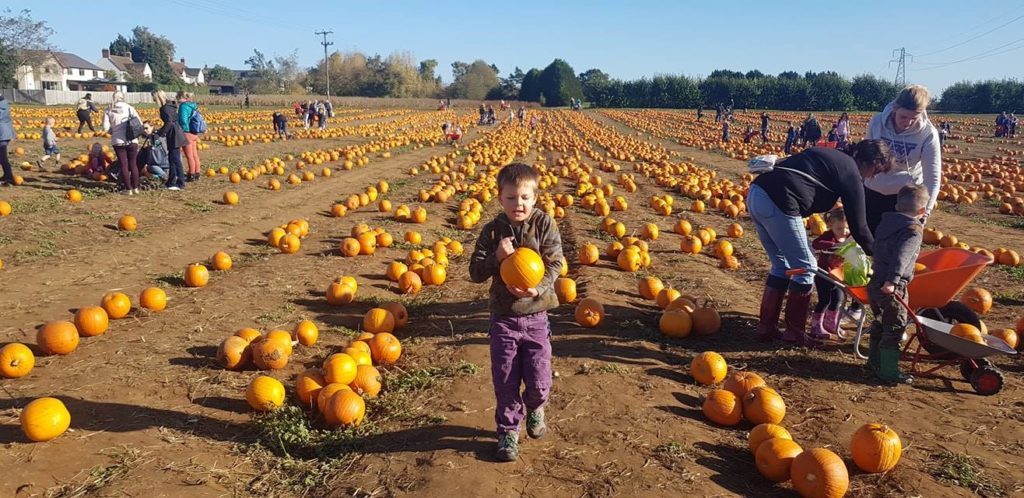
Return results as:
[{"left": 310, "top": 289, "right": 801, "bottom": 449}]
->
[
  {"left": 133, "top": 189, "right": 141, "bottom": 195},
  {"left": 167, "top": 186, "right": 180, "bottom": 191}
]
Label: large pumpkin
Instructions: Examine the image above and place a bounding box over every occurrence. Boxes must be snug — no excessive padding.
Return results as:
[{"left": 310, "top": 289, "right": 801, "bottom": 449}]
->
[
  {"left": 363, "top": 308, "right": 396, "bottom": 333},
  {"left": 369, "top": 332, "right": 402, "bottom": 365},
  {"left": 723, "top": 371, "right": 766, "bottom": 399},
  {"left": 959, "top": 287, "right": 992, "bottom": 315},
  {"left": 500, "top": 247, "right": 545, "bottom": 289},
  {"left": 575, "top": 298, "right": 604, "bottom": 327},
  {"left": 743, "top": 386, "right": 786, "bottom": 425},
  {"left": 74, "top": 306, "right": 109, "bottom": 337},
  {"left": 659, "top": 309, "right": 693, "bottom": 338},
  {"left": 323, "top": 353, "right": 358, "bottom": 385},
  {"left": 324, "top": 389, "right": 366, "bottom": 427},
  {"left": 790, "top": 448, "right": 849, "bottom": 498},
  {"left": 691, "top": 351, "right": 728, "bottom": 385},
  {"left": 101, "top": 292, "right": 132, "bottom": 319},
  {"left": 37, "top": 321, "right": 80, "bottom": 355},
  {"left": 184, "top": 264, "right": 209, "bottom": 288},
  {"left": 0, "top": 343, "right": 35, "bottom": 379},
  {"left": 756, "top": 438, "right": 804, "bottom": 482},
  {"left": 748, "top": 423, "right": 793, "bottom": 454},
  {"left": 555, "top": 277, "right": 577, "bottom": 304},
  {"left": 351, "top": 364, "right": 383, "bottom": 398},
  {"left": 216, "top": 336, "right": 251, "bottom": 371},
  {"left": 245, "top": 375, "right": 285, "bottom": 412},
  {"left": 850, "top": 423, "right": 902, "bottom": 473},
  {"left": 702, "top": 389, "right": 742, "bottom": 426},
  {"left": 20, "top": 397, "right": 71, "bottom": 442}
]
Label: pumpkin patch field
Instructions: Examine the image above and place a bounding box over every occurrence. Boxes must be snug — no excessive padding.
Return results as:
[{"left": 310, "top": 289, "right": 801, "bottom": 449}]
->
[{"left": 1, "top": 103, "right": 1023, "bottom": 497}]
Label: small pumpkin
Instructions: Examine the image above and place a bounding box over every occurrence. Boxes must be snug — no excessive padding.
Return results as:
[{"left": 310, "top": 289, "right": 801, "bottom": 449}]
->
[
  {"left": 850, "top": 423, "right": 902, "bottom": 473},
  {"left": 0, "top": 343, "right": 35, "bottom": 379},
  {"left": 139, "top": 287, "right": 167, "bottom": 311},
  {"left": 245, "top": 375, "right": 285, "bottom": 412},
  {"left": 101, "top": 292, "right": 132, "bottom": 319},
  {"left": 756, "top": 438, "right": 804, "bottom": 482},
  {"left": 578, "top": 243, "right": 600, "bottom": 265},
  {"left": 959, "top": 287, "right": 992, "bottom": 315},
  {"left": 702, "top": 389, "right": 742, "bottom": 426},
  {"left": 656, "top": 288, "right": 682, "bottom": 309},
  {"left": 293, "top": 320, "right": 319, "bottom": 346},
  {"left": 790, "top": 448, "right": 849, "bottom": 498},
  {"left": 638, "top": 276, "right": 664, "bottom": 301},
  {"left": 659, "top": 309, "right": 693, "bottom": 338},
  {"left": 386, "top": 261, "right": 409, "bottom": 282},
  {"left": 323, "top": 353, "right": 358, "bottom": 385},
  {"left": 37, "top": 321, "right": 80, "bottom": 355},
  {"left": 211, "top": 251, "right": 233, "bottom": 271},
  {"left": 398, "top": 271, "right": 423, "bottom": 294},
  {"left": 690, "top": 351, "right": 728, "bottom": 385},
  {"left": 575, "top": 298, "right": 605, "bottom": 327},
  {"left": 326, "top": 282, "right": 356, "bottom": 305},
  {"left": 216, "top": 335, "right": 252, "bottom": 370},
  {"left": 743, "top": 386, "right": 787, "bottom": 425},
  {"left": 748, "top": 423, "right": 793, "bottom": 454},
  {"left": 555, "top": 277, "right": 577, "bottom": 304},
  {"left": 989, "top": 328, "right": 1018, "bottom": 349},
  {"left": 363, "top": 308, "right": 396, "bottom": 334},
  {"left": 351, "top": 364, "right": 383, "bottom": 398},
  {"left": 251, "top": 339, "right": 289, "bottom": 370},
  {"left": 20, "top": 397, "right": 71, "bottom": 442},
  {"left": 117, "top": 214, "right": 137, "bottom": 231},
  {"left": 723, "top": 371, "right": 766, "bottom": 399},
  {"left": 500, "top": 247, "right": 545, "bottom": 289},
  {"left": 184, "top": 264, "right": 210, "bottom": 288},
  {"left": 74, "top": 306, "right": 109, "bottom": 337}
]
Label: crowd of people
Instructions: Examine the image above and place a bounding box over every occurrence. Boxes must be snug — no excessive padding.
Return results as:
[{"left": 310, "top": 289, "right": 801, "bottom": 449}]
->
[
  {"left": 293, "top": 100, "right": 333, "bottom": 129},
  {"left": 996, "top": 111, "right": 1018, "bottom": 138}
]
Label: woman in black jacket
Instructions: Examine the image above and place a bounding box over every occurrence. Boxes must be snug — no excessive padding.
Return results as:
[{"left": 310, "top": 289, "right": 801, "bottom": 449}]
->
[
  {"left": 748, "top": 141, "right": 893, "bottom": 346},
  {"left": 152, "top": 91, "right": 187, "bottom": 191}
]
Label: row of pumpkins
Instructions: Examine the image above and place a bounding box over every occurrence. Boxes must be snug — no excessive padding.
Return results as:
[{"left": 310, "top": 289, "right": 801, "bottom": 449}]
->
[{"left": 692, "top": 351, "right": 901, "bottom": 498}]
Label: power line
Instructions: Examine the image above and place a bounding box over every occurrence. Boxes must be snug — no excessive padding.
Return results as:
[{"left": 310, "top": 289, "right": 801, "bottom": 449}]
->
[
  {"left": 889, "top": 48, "right": 912, "bottom": 87},
  {"left": 911, "top": 37, "right": 1024, "bottom": 71},
  {"left": 915, "top": 13, "right": 1024, "bottom": 58},
  {"left": 315, "top": 30, "right": 334, "bottom": 96}
]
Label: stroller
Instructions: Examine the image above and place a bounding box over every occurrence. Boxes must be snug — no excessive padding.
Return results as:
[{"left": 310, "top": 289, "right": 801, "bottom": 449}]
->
[{"left": 790, "top": 248, "right": 1017, "bottom": 395}]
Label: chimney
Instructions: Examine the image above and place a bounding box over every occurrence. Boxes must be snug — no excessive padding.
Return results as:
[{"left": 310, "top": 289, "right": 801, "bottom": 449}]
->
[
  {"left": 180, "top": 58, "right": 186, "bottom": 65},
  {"left": 102, "top": 49, "right": 110, "bottom": 58}
]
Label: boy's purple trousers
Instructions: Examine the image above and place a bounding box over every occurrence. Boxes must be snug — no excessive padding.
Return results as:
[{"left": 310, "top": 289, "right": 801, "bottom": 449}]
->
[{"left": 489, "top": 311, "right": 552, "bottom": 435}]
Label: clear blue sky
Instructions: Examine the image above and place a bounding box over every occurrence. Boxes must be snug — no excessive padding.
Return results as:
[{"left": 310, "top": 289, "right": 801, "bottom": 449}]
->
[{"left": 8, "top": 0, "right": 1024, "bottom": 94}]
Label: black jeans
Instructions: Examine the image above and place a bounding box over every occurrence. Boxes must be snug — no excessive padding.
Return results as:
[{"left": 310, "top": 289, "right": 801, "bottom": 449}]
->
[
  {"left": 167, "top": 147, "right": 185, "bottom": 188},
  {"left": 76, "top": 109, "right": 94, "bottom": 133},
  {"left": 0, "top": 140, "right": 12, "bottom": 182},
  {"left": 867, "top": 280, "right": 908, "bottom": 348},
  {"left": 114, "top": 143, "right": 140, "bottom": 190},
  {"left": 864, "top": 187, "right": 899, "bottom": 235}
]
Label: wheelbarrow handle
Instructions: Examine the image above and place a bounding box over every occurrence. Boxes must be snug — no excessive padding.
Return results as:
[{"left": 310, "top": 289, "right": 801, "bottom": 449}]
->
[{"left": 785, "top": 268, "right": 807, "bottom": 277}]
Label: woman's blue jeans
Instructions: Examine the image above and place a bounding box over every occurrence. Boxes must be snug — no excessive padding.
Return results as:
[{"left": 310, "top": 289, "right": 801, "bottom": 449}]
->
[{"left": 747, "top": 184, "right": 816, "bottom": 286}]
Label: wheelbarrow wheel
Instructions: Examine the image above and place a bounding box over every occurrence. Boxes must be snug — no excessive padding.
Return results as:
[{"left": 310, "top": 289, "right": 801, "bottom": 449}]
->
[
  {"left": 959, "top": 358, "right": 993, "bottom": 380},
  {"left": 918, "top": 302, "right": 982, "bottom": 354},
  {"left": 969, "top": 365, "right": 1004, "bottom": 396}
]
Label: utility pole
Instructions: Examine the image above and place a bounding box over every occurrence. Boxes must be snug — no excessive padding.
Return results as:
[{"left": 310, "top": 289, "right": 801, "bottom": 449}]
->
[
  {"left": 315, "top": 30, "right": 334, "bottom": 96},
  {"left": 889, "top": 48, "right": 913, "bottom": 87}
]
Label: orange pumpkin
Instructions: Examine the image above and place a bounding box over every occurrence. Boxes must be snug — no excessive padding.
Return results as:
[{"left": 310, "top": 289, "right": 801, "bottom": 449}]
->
[
  {"left": 323, "top": 353, "right": 358, "bottom": 385},
  {"left": 680, "top": 235, "right": 702, "bottom": 254},
  {"left": 500, "top": 247, "right": 545, "bottom": 289},
  {"left": 74, "top": 306, "right": 109, "bottom": 337},
  {"left": 0, "top": 343, "right": 35, "bottom": 379},
  {"left": 351, "top": 364, "right": 383, "bottom": 398},
  {"left": 575, "top": 298, "right": 604, "bottom": 327},
  {"left": 363, "top": 308, "right": 396, "bottom": 333},
  {"left": 101, "top": 292, "right": 132, "bottom": 319},
  {"left": 423, "top": 264, "right": 447, "bottom": 286},
  {"left": 990, "top": 328, "right": 1018, "bottom": 349},
  {"left": 211, "top": 251, "right": 233, "bottom": 271},
  {"left": 638, "top": 276, "right": 664, "bottom": 301},
  {"left": 382, "top": 302, "right": 409, "bottom": 329},
  {"left": 691, "top": 351, "right": 728, "bottom": 385},
  {"left": 756, "top": 438, "right": 804, "bottom": 482},
  {"left": 20, "top": 397, "right": 72, "bottom": 442},
  {"left": 656, "top": 288, "right": 682, "bottom": 309},
  {"left": 702, "top": 389, "right": 742, "bottom": 426},
  {"left": 748, "top": 423, "right": 793, "bottom": 454},
  {"left": 555, "top": 277, "right": 577, "bottom": 304},
  {"left": 245, "top": 375, "right": 285, "bottom": 412},
  {"left": 659, "top": 309, "right": 693, "bottom": 338},
  {"left": 386, "top": 261, "right": 409, "bottom": 282},
  {"left": 578, "top": 243, "right": 600, "bottom": 265},
  {"left": 324, "top": 389, "right": 366, "bottom": 427},
  {"left": 790, "top": 448, "right": 849, "bottom": 498},
  {"left": 368, "top": 332, "right": 402, "bottom": 365},
  {"left": 743, "top": 386, "right": 786, "bottom": 425},
  {"left": 117, "top": 214, "right": 137, "bottom": 231},
  {"left": 398, "top": 271, "right": 423, "bottom": 294},
  {"left": 959, "top": 287, "right": 992, "bottom": 315},
  {"left": 317, "top": 384, "right": 352, "bottom": 414},
  {"left": 252, "top": 339, "right": 289, "bottom": 370},
  {"left": 37, "top": 321, "right": 80, "bottom": 355},
  {"left": 326, "top": 282, "right": 356, "bottom": 305},
  {"left": 184, "top": 264, "right": 209, "bottom": 288},
  {"left": 295, "top": 369, "right": 326, "bottom": 408},
  {"left": 616, "top": 247, "right": 642, "bottom": 272},
  {"left": 723, "top": 371, "right": 766, "bottom": 399},
  {"left": 216, "top": 335, "right": 251, "bottom": 370},
  {"left": 691, "top": 306, "right": 722, "bottom": 335},
  {"left": 293, "top": 320, "right": 319, "bottom": 346},
  {"left": 850, "top": 423, "right": 902, "bottom": 473},
  {"left": 139, "top": 287, "right": 167, "bottom": 311}
]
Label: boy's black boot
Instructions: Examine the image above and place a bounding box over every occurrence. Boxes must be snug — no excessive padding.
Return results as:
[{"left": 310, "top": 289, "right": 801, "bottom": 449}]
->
[{"left": 877, "top": 346, "right": 913, "bottom": 385}]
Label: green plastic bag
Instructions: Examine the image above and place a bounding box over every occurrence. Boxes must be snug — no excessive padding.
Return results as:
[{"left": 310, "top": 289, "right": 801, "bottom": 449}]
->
[{"left": 835, "top": 240, "right": 871, "bottom": 286}]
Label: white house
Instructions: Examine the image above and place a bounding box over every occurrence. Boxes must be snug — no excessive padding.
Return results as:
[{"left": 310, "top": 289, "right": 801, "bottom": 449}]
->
[
  {"left": 96, "top": 49, "right": 153, "bottom": 82},
  {"left": 169, "top": 58, "right": 206, "bottom": 85},
  {"left": 15, "top": 50, "right": 124, "bottom": 92}
]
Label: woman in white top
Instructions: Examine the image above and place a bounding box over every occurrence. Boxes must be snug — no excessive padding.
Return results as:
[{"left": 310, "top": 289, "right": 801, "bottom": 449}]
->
[
  {"left": 863, "top": 85, "right": 941, "bottom": 232},
  {"left": 102, "top": 92, "right": 142, "bottom": 195}
]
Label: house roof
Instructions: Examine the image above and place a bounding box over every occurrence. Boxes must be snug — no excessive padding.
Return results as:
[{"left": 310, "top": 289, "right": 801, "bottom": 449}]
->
[
  {"left": 207, "top": 80, "right": 236, "bottom": 87},
  {"left": 105, "top": 54, "right": 134, "bottom": 71},
  {"left": 20, "top": 49, "right": 104, "bottom": 71},
  {"left": 185, "top": 68, "right": 203, "bottom": 77}
]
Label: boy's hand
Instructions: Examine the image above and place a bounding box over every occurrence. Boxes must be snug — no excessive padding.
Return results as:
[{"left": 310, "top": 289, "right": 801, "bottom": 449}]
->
[
  {"left": 507, "top": 285, "right": 539, "bottom": 298},
  {"left": 496, "top": 237, "right": 515, "bottom": 261},
  {"left": 881, "top": 281, "right": 896, "bottom": 295}
]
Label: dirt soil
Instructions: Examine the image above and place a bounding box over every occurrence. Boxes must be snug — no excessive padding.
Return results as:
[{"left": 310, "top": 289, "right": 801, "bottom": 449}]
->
[{"left": 1, "top": 105, "right": 1022, "bottom": 498}]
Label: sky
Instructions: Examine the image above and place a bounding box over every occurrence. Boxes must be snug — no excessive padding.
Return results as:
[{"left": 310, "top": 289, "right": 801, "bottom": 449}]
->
[{"left": 7, "top": 0, "right": 1024, "bottom": 94}]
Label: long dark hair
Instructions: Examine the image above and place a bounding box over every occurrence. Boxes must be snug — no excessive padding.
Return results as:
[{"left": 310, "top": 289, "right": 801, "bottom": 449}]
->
[{"left": 847, "top": 139, "right": 894, "bottom": 176}]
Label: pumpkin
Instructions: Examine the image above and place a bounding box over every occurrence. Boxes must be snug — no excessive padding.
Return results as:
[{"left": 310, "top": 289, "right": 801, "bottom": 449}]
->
[
  {"left": 0, "top": 200, "right": 10, "bottom": 216},
  {"left": 691, "top": 306, "right": 722, "bottom": 335},
  {"left": 223, "top": 191, "right": 239, "bottom": 205},
  {"left": 279, "top": 233, "right": 301, "bottom": 254},
  {"left": 680, "top": 235, "right": 702, "bottom": 254},
  {"left": 500, "top": 247, "right": 545, "bottom": 289},
  {"left": 216, "top": 335, "right": 251, "bottom": 370},
  {"left": 363, "top": 308, "right": 396, "bottom": 333},
  {"left": 356, "top": 231, "right": 377, "bottom": 255},
  {"left": 184, "top": 264, "right": 209, "bottom": 288},
  {"left": 293, "top": 320, "right": 319, "bottom": 346},
  {"left": 351, "top": 364, "right": 383, "bottom": 398},
  {"left": 376, "top": 231, "right": 394, "bottom": 248},
  {"left": 850, "top": 423, "right": 902, "bottom": 473},
  {"left": 139, "top": 287, "right": 167, "bottom": 311},
  {"left": 616, "top": 247, "right": 642, "bottom": 272},
  {"left": 326, "top": 282, "right": 356, "bottom": 305},
  {"left": 234, "top": 328, "right": 262, "bottom": 343},
  {"left": 714, "top": 240, "right": 734, "bottom": 259},
  {"left": 211, "top": 251, "right": 232, "bottom": 271},
  {"left": 756, "top": 438, "right": 804, "bottom": 482},
  {"left": 790, "top": 448, "right": 849, "bottom": 498},
  {"left": 324, "top": 389, "right": 366, "bottom": 427},
  {"left": 743, "top": 386, "right": 787, "bottom": 425},
  {"left": 369, "top": 332, "right": 402, "bottom": 365},
  {"left": 382, "top": 302, "right": 409, "bottom": 329},
  {"left": 727, "top": 223, "right": 744, "bottom": 238},
  {"left": 667, "top": 296, "right": 698, "bottom": 313},
  {"left": 555, "top": 277, "right": 577, "bottom": 304},
  {"left": 950, "top": 323, "right": 983, "bottom": 343},
  {"left": 405, "top": 231, "right": 422, "bottom": 244},
  {"left": 673, "top": 219, "right": 692, "bottom": 235},
  {"left": 323, "top": 353, "right": 358, "bottom": 385},
  {"left": 37, "top": 321, "right": 80, "bottom": 355},
  {"left": 101, "top": 291, "right": 132, "bottom": 319},
  {"left": 575, "top": 298, "right": 605, "bottom": 327},
  {"left": 0, "top": 343, "right": 35, "bottom": 378},
  {"left": 656, "top": 288, "right": 682, "bottom": 309},
  {"left": 579, "top": 243, "right": 600, "bottom": 265},
  {"left": 691, "top": 351, "right": 728, "bottom": 385},
  {"left": 117, "top": 214, "right": 137, "bottom": 231},
  {"left": 252, "top": 339, "right": 289, "bottom": 370},
  {"left": 989, "top": 328, "right": 1018, "bottom": 349},
  {"left": 423, "top": 264, "right": 447, "bottom": 285},
  {"left": 398, "top": 271, "right": 423, "bottom": 294},
  {"left": 317, "top": 383, "right": 352, "bottom": 413},
  {"left": 702, "top": 389, "right": 742, "bottom": 426},
  {"left": 638, "top": 277, "right": 664, "bottom": 301},
  {"left": 245, "top": 375, "right": 286, "bottom": 412},
  {"left": 959, "top": 287, "right": 992, "bottom": 315},
  {"left": 749, "top": 423, "right": 793, "bottom": 454},
  {"left": 386, "top": 261, "right": 409, "bottom": 282},
  {"left": 659, "top": 309, "right": 693, "bottom": 338},
  {"left": 720, "top": 371, "right": 765, "bottom": 400},
  {"left": 295, "top": 369, "right": 326, "bottom": 408},
  {"left": 641, "top": 223, "right": 659, "bottom": 240},
  {"left": 20, "top": 397, "right": 71, "bottom": 442},
  {"left": 74, "top": 306, "right": 109, "bottom": 337}
]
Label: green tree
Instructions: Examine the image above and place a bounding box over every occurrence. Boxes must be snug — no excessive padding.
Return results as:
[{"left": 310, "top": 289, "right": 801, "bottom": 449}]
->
[
  {"left": 447, "top": 60, "right": 499, "bottom": 100},
  {"left": 206, "top": 64, "right": 235, "bottom": 82},
  {"left": 108, "top": 34, "right": 132, "bottom": 57},
  {"left": 519, "top": 68, "right": 542, "bottom": 102},
  {"left": 850, "top": 74, "right": 897, "bottom": 112},
  {"left": 0, "top": 9, "right": 54, "bottom": 88},
  {"left": 107, "top": 26, "right": 181, "bottom": 84},
  {"left": 578, "top": 68, "right": 611, "bottom": 103},
  {"left": 538, "top": 59, "right": 582, "bottom": 107}
]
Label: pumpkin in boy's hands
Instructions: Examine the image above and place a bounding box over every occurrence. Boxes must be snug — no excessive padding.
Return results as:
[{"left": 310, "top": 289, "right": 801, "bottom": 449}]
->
[{"left": 500, "top": 247, "right": 544, "bottom": 290}]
